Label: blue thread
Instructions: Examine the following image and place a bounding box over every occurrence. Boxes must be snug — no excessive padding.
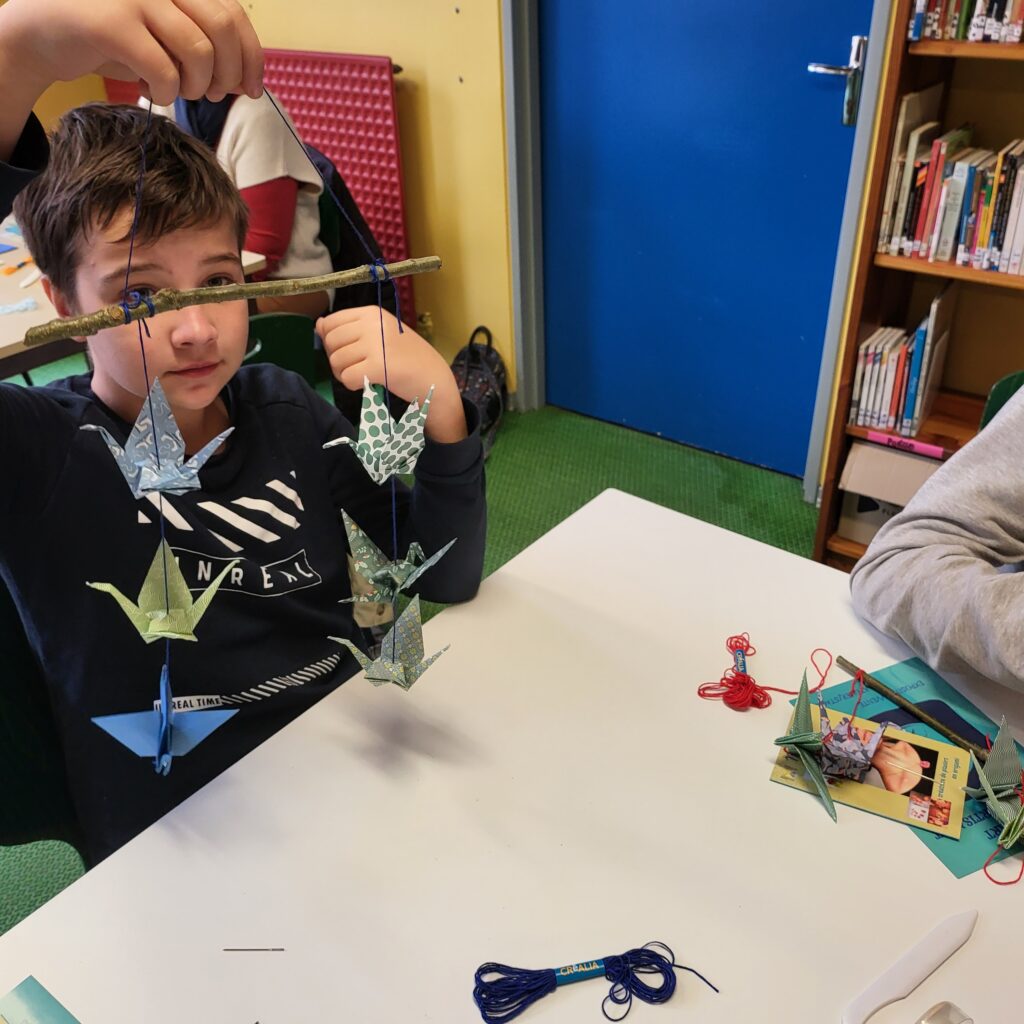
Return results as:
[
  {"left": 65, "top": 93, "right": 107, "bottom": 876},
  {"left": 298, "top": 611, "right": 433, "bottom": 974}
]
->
[
  {"left": 472, "top": 942, "right": 717, "bottom": 1024},
  {"left": 123, "top": 104, "right": 176, "bottom": 771}
]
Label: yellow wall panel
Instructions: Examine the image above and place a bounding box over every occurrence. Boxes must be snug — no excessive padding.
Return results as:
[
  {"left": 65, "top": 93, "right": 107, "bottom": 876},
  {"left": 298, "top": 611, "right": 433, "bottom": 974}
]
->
[{"left": 33, "top": 76, "right": 107, "bottom": 130}]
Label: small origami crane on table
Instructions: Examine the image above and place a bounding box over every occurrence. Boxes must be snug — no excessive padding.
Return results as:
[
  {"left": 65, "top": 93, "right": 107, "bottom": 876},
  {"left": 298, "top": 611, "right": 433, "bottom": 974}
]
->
[
  {"left": 323, "top": 378, "right": 433, "bottom": 484},
  {"left": 817, "top": 695, "right": 888, "bottom": 781},
  {"left": 966, "top": 717, "right": 1024, "bottom": 852},
  {"left": 774, "top": 673, "right": 837, "bottom": 822},
  {"left": 92, "top": 662, "right": 237, "bottom": 776},
  {"left": 81, "top": 377, "right": 232, "bottom": 498},
  {"left": 341, "top": 511, "right": 455, "bottom": 605},
  {"left": 332, "top": 595, "right": 448, "bottom": 690},
  {"left": 86, "top": 540, "right": 237, "bottom": 644}
]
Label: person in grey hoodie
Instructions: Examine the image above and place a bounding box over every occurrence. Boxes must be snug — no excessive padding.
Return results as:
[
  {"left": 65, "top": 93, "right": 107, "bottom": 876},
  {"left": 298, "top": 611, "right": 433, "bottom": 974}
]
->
[{"left": 850, "top": 388, "right": 1024, "bottom": 692}]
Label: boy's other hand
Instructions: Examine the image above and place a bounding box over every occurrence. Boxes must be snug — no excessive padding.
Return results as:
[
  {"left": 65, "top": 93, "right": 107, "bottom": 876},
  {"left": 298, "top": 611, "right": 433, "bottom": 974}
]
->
[
  {"left": 318, "top": 307, "right": 469, "bottom": 445},
  {"left": 0, "top": 0, "right": 264, "bottom": 107}
]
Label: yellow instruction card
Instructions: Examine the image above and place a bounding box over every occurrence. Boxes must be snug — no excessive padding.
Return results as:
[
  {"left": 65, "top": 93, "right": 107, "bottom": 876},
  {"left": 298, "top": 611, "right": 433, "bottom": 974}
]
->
[{"left": 771, "top": 706, "right": 967, "bottom": 838}]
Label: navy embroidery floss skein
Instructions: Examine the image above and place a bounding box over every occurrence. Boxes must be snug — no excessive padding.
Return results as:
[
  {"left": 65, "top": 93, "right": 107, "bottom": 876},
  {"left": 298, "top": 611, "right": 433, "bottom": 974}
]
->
[{"left": 473, "top": 941, "right": 717, "bottom": 1022}]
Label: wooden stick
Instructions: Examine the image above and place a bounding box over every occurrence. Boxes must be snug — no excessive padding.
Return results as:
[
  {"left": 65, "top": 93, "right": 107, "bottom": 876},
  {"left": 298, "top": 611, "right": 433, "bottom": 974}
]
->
[
  {"left": 837, "top": 655, "right": 988, "bottom": 763},
  {"left": 22, "top": 255, "right": 441, "bottom": 348}
]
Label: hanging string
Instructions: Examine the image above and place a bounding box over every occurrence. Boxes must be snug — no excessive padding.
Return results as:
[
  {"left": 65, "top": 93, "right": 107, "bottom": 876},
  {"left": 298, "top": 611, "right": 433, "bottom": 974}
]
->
[
  {"left": 697, "top": 633, "right": 832, "bottom": 711},
  {"left": 472, "top": 942, "right": 717, "bottom": 1024},
  {"left": 261, "top": 93, "right": 411, "bottom": 664},
  {"left": 121, "top": 104, "right": 178, "bottom": 772}
]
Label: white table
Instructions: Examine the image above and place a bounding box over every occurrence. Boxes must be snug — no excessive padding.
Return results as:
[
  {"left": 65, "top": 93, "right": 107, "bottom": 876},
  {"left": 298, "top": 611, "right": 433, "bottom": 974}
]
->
[
  {"left": 0, "top": 239, "right": 267, "bottom": 379},
  {"left": 0, "top": 490, "right": 1018, "bottom": 1023}
]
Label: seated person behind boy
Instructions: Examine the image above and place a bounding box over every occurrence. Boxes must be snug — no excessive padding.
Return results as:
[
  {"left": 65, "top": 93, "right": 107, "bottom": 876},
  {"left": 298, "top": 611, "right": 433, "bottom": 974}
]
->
[
  {"left": 851, "top": 389, "right": 1024, "bottom": 693},
  {"left": 1, "top": 103, "right": 486, "bottom": 864}
]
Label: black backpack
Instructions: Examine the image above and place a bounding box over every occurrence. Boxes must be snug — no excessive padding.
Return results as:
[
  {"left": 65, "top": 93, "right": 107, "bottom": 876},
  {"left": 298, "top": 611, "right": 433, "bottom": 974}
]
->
[{"left": 451, "top": 326, "right": 507, "bottom": 457}]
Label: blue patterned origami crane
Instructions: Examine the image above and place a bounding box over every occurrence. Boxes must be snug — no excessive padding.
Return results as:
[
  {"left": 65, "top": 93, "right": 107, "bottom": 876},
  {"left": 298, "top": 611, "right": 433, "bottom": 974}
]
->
[
  {"left": 81, "top": 377, "right": 232, "bottom": 498},
  {"left": 323, "top": 378, "right": 433, "bottom": 484}
]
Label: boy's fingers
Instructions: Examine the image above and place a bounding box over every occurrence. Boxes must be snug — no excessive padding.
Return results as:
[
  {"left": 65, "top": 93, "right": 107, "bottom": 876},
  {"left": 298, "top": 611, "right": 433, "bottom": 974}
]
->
[
  {"left": 104, "top": 30, "right": 181, "bottom": 106},
  {"left": 338, "top": 360, "right": 371, "bottom": 392},
  {"left": 229, "top": 0, "right": 265, "bottom": 97},
  {"left": 322, "top": 322, "right": 368, "bottom": 353},
  {"left": 178, "top": 0, "right": 242, "bottom": 100},
  {"left": 143, "top": 3, "right": 215, "bottom": 100}
]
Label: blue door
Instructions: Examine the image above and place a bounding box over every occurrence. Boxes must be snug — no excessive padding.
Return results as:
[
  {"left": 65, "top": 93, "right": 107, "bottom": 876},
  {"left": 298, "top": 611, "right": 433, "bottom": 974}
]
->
[{"left": 540, "top": 1, "right": 874, "bottom": 475}]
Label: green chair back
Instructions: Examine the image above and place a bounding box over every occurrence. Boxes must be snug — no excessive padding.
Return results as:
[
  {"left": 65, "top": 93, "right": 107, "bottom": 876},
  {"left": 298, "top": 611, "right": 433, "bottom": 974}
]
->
[
  {"left": 244, "top": 313, "right": 321, "bottom": 386},
  {"left": 980, "top": 369, "right": 1024, "bottom": 430}
]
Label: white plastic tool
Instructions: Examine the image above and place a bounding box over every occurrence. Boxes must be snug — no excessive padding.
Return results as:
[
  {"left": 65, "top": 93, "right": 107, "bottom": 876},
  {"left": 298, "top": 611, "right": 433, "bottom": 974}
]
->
[{"left": 841, "top": 910, "right": 977, "bottom": 1024}]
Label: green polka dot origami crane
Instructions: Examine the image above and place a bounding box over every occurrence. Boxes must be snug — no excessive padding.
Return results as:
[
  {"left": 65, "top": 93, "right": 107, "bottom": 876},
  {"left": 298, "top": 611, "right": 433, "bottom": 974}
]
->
[
  {"left": 331, "top": 595, "right": 448, "bottom": 690},
  {"left": 323, "top": 377, "right": 434, "bottom": 484}
]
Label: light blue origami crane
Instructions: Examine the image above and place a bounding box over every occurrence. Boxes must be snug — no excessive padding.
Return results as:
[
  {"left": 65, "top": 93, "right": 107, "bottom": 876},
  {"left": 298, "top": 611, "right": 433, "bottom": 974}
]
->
[
  {"left": 323, "top": 378, "right": 433, "bottom": 484},
  {"left": 81, "top": 377, "right": 232, "bottom": 498},
  {"left": 92, "top": 663, "right": 237, "bottom": 775},
  {"left": 331, "top": 595, "right": 448, "bottom": 690},
  {"left": 340, "top": 510, "right": 455, "bottom": 605}
]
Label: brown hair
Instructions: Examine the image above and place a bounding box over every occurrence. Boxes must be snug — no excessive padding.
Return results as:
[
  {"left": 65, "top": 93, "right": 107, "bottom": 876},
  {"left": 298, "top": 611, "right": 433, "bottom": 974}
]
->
[{"left": 14, "top": 104, "right": 248, "bottom": 304}]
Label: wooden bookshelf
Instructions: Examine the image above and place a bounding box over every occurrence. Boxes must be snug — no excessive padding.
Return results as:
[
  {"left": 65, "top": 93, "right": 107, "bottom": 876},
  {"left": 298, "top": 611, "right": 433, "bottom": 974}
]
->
[
  {"left": 909, "top": 41, "right": 1024, "bottom": 60},
  {"left": 813, "top": 0, "right": 1024, "bottom": 571},
  {"left": 875, "top": 253, "right": 1024, "bottom": 290},
  {"left": 825, "top": 533, "right": 866, "bottom": 572}
]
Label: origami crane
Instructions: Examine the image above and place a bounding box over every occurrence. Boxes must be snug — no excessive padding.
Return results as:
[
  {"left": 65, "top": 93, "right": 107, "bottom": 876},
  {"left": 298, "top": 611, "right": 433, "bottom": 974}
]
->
[
  {"left": 81, "top": 377, "right": 233, "bottom": 498},
  {"left": 92, "top": 662, "right": 237, "bottom": 775},
  {"left": 966, "top": 717, "right": 1024, "bottom": 850},
  {"left": 774, "top": 672, "right": 837, "bottom": 822},
  {"left": 331, "top": 595, "right": 448, "bottom": 690},
  {"left": 817, "top": 695, "right": 888, "bottom": 781},
  {"left": 340, "top": 511, "right": 455, "bottom": 605},
  {"left": 323, "top": 378, "right": 433, "bottom": 484},
  {"left": 87, "top": 540, "right": 238, "bottom": 644}
]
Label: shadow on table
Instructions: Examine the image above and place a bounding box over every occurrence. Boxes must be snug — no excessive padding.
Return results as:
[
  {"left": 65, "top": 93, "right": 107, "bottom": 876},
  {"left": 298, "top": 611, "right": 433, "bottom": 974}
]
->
[{"left": 346, "top": 699, "right": 480, "bottom": 775}]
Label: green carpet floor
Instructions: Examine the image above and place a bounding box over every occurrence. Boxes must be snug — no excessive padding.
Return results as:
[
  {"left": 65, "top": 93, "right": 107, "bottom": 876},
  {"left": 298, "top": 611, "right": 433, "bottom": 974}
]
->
[{"left": 0, "top": 360, "right": 817, "bottom": 935}]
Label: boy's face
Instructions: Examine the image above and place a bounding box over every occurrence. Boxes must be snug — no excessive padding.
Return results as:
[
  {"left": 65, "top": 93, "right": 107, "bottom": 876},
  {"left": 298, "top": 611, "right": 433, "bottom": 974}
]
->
[{"left": 46, "top": 210, "right": 248, "bottom": 422}]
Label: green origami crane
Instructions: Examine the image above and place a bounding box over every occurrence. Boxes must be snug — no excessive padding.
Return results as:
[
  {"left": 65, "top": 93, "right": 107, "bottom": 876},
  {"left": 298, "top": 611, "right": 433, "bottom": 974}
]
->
[
  {"left": 323, "top": 378, "right": 433, "bottom": 484},
  {"left": 341, "top": 510, "right": 455, "bottom": 605},
  {"left": 87, "top": 541, "right": 238, "bottom": 644},
  {"left": 774, "top": 671, "right": 837, "bottom": 822},
  {"left": 331, "top": 595, "right": 448, "bottom": 690},
  {"left": 966, "top": 717, "right": 1024, "bottom": 850}
]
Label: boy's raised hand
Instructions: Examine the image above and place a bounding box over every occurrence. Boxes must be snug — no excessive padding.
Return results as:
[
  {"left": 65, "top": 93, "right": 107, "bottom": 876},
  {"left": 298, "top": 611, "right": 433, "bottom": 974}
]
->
[
  {"left": 318, "top": 307, "right": 469, "bottom": 444},
  {"left": 0, "top": 0, "right": 263, "bottom": 160}
]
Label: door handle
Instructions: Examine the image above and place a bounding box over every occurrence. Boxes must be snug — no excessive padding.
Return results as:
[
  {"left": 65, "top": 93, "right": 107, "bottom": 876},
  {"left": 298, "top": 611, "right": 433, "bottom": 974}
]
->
[{"left": 808, "top": 34, "right": 868, "bottom": 127}]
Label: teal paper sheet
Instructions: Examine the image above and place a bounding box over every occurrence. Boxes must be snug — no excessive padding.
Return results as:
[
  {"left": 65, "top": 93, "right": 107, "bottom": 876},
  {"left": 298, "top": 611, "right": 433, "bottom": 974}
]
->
[
  {"left": 0, "top": 977, "right": 80, "bottom": 1023},
  {"left": 815, "top": 657, "right": 1021, "bottom": 879}
]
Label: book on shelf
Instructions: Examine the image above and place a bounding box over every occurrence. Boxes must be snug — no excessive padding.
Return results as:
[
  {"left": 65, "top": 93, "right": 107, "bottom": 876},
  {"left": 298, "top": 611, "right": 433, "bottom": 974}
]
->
[
  {"left": 878, "top": 100, "right": 1024, "bottom": 275},
  {"left": 878, "top": 86, "right": 944, "bottom": 254},
  {"left": 909, "top": 0, "right": 1024, "bottom": 40},
  {"left": 847, "top": 284, "right": 959, "bottom": 440}
]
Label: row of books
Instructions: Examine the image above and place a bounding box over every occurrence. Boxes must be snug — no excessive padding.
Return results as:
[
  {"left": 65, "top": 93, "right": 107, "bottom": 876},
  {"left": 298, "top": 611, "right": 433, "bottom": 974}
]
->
[
  {"left": 908, "top": 0, "right": 1024, "bottom": 41},
  {"left": 877, "top": 85, "right": 1024, "bottom": 273},
  {"left": 849, "top": 284, "right": 958, "bottom": 437}
]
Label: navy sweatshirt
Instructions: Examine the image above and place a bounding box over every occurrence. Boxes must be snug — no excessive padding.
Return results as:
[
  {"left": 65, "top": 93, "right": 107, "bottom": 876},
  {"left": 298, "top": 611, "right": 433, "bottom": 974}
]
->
[{"left": 0, "top": 119, "right": 486, "bottom": 863}]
